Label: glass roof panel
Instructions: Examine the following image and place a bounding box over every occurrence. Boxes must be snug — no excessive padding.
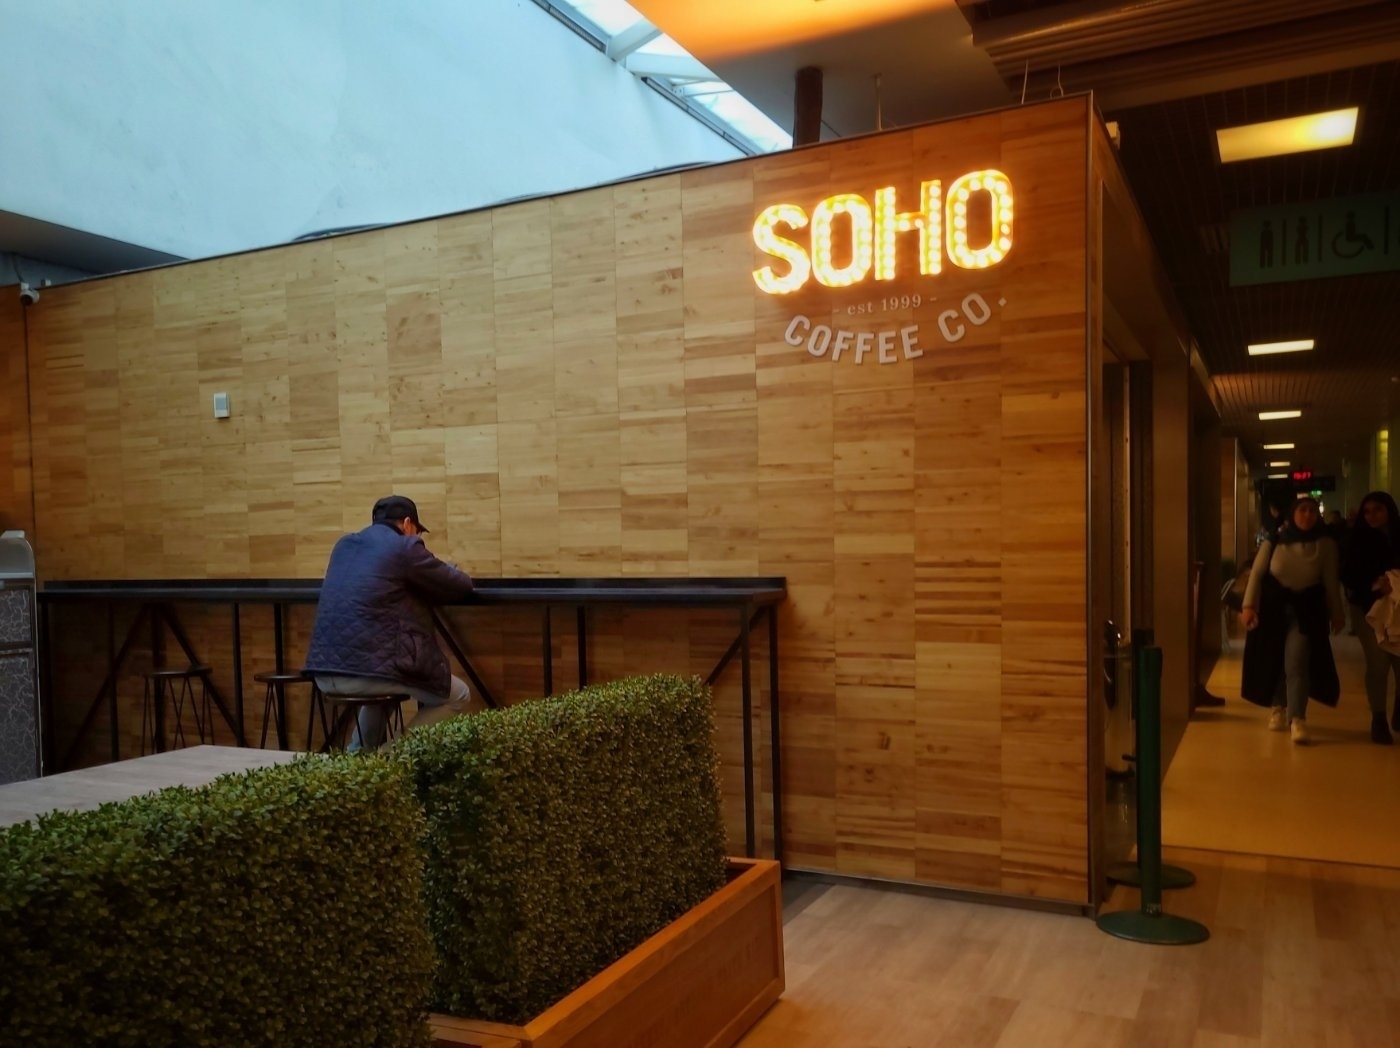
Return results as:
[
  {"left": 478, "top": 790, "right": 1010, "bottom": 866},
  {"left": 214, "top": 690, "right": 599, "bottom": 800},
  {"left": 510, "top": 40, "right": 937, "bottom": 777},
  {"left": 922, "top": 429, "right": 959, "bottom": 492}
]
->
[
  {"left": 634, "top": 36, "right": 689, "bottom": 58},
  {"left": 695, "top": 93, "right": 791, "bottom": 153},
  {"left": 552, "top": 0, "right": 792, "bottom": 153},
  {"left": 564, "top": 0, "right": 640, "bottom": 35}
]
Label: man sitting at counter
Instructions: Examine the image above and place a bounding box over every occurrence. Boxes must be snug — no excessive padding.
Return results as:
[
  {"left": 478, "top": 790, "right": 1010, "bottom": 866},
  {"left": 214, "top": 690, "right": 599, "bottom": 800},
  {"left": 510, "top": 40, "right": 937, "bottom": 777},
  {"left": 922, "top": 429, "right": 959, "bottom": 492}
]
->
[{"left": 305, "top": 495, "right": 477, "bottom": 750}]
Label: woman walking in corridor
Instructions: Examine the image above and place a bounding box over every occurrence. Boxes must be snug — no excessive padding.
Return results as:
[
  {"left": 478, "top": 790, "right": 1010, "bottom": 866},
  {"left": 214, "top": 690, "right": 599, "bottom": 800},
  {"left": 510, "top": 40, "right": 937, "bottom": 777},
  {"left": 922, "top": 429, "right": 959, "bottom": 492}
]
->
[
  {"left": 1341, "top": 490, "right": 1400, "bottom": 744},
  {"left": 1240, "top": 496, "right": 1344, "bottom": 744}
]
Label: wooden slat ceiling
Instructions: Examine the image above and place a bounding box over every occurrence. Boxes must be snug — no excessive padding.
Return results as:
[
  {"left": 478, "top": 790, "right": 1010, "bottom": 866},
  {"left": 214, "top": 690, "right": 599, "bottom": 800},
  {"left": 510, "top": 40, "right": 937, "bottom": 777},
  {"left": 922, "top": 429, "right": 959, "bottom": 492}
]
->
[
  {"left": 961, "top": 0, "right": 1400, "bottom": 480},
  {"left": 962, "top": 0, "right": 1400, "bottom": 109},
  {"left": 1111, "top": 61, "right": 1400, "bottom": 461}
]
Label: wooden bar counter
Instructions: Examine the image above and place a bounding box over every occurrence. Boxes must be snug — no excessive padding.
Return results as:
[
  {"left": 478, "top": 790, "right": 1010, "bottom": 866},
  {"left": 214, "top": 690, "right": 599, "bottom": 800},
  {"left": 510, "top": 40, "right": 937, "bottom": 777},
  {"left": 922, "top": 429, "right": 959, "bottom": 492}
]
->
[{"left": 38, "top": 576, "right": 786, "bottom": 859}]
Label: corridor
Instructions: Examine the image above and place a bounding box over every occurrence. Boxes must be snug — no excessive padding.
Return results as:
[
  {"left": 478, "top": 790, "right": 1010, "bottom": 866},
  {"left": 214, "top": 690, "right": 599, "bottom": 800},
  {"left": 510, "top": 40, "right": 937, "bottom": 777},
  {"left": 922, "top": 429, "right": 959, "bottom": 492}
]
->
[{"left": 1165, "top": 636, "right": 1400, "bottom": 868}]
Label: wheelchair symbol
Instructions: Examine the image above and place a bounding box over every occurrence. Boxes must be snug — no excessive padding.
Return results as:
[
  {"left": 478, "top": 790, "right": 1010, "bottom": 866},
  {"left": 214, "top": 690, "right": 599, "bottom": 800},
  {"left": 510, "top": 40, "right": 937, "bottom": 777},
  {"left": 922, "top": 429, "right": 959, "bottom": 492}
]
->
[{"left": 1332, "top": 211, "right": 1375, "bottom": 259}]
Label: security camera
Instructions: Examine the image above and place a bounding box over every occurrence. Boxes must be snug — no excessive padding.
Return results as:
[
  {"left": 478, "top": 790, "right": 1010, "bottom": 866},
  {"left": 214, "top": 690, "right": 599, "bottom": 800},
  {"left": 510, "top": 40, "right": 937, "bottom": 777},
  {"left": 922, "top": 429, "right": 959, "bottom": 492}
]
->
[{"left": 18, "top": 282, "right": 39, "bottom": 306}]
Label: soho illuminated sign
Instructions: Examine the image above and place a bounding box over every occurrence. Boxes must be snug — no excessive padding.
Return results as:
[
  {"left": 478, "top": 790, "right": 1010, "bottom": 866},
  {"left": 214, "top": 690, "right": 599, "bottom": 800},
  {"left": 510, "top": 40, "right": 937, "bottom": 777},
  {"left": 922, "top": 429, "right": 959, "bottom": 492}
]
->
[{"left": 751, "top": 170, "right": 1014, "bottom": 294}]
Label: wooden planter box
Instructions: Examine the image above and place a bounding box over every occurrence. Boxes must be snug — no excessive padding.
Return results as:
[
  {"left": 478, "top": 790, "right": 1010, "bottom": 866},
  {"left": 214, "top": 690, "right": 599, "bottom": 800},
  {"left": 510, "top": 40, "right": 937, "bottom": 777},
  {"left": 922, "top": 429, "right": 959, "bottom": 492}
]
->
[{"left": 429, "top": 858, "right": 784, "bottom": 1048}]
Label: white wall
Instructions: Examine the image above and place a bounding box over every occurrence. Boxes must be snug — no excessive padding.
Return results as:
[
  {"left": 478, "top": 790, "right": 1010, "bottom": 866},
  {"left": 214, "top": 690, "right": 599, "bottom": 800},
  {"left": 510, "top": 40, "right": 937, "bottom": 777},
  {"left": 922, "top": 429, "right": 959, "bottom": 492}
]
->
[{"left": 0, "top": 0, "right": 744, "bottom": 261}]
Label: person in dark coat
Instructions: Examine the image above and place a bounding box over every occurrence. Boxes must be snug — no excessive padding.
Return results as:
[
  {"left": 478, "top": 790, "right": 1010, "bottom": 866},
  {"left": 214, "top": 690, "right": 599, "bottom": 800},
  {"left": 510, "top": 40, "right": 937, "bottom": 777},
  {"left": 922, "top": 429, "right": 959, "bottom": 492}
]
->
[
  {"left": 305, "top": 495, "right": 476, "bottom": 749},
  {"left": 1240, "top": 496, "right": 1343, "bottom": 745},
  {"left": 1340, "top": 490, "right": 1400, "bottom": 744},
  {"left": 1253, "top": 482, "right": 1295, "bottom": 550}
]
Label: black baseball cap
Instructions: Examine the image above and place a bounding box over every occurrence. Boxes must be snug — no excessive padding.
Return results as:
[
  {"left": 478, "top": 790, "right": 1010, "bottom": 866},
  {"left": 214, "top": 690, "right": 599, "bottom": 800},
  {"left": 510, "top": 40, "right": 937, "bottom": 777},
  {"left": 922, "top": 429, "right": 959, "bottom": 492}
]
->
[{"left": 372, "top": 494, "right": 430, "bottom": 533}]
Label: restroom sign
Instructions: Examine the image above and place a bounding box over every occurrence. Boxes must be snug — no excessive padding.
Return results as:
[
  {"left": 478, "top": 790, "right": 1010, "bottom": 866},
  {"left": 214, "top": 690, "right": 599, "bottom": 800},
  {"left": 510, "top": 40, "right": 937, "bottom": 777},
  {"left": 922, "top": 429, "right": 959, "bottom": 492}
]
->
[
  {"left": 752, "top": 170, "right": 1015, "bottom": 294},
  {"left": 1229, "top": 193, "right": 1400, "bottom": 286}
]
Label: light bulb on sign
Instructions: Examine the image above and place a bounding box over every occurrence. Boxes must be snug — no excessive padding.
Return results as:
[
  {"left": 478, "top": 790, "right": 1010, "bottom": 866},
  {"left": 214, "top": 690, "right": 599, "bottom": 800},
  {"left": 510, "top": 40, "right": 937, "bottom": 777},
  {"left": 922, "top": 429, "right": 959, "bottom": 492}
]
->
[
  {"left": 752, "top": 204, "right": 812, "bottom": 294},
  {"left": 750, "top": 170, "right": 1015, "bottom": 293},
  {"left": 946, "top": 170, "right": 1014, "bottom": 270},
  {"left": 811, "top": 194, "right": 874, "bottom": 288}
]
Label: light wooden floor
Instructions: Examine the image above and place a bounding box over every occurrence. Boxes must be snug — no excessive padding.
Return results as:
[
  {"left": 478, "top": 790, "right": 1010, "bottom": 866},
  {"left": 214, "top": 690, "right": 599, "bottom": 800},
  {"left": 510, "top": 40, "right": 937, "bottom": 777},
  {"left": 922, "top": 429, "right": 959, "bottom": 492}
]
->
[
  {"left": 741, "top": 634, "right": 1400, "bottom": 1047},
  {"left": 1164, "top": 636, "right": 1400, "bottom": 867},
  {"left": 740, "top": 847, "right": 1400, "bottom": 1047}
]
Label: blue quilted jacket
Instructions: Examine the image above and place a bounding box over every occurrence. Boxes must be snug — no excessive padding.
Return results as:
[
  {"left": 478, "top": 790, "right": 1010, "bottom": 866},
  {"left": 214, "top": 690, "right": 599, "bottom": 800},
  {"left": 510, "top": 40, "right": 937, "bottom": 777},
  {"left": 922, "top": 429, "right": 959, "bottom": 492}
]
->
[{"left": 304, "top": 522, "right": 474, "bottom": 698}]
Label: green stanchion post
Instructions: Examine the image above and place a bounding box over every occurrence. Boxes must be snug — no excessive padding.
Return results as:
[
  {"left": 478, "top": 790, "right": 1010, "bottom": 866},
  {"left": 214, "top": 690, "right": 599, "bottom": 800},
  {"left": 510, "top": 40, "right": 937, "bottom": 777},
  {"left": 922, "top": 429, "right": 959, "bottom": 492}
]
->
[
  {"left": 1097, "top": 643, "right": 1209, "bottom": 945},
  {"left": 1106, "top": 629, "right": 1196, "bottom": 891}
]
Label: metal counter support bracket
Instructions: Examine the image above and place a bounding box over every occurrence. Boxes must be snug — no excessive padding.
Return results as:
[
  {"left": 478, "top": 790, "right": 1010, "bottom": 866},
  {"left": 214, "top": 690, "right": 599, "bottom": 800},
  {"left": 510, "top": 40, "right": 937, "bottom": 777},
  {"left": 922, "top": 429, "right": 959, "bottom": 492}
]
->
[
  {"left": 543, "top": 606, "right": 553, "bottom": 695},
  {"left": 701, "top": 604, "right": 778, "bottom": 862},
  {"left": 232, "top": 605, "right": 246, "bottom": 749},
  {"left": 106, "top": 604, "right": 118, "bottom": 763},
  {"left": 534, "top": 601, "right": 781, "bottom": 862},
  {"left": 431, "top": 610, "right": 499, "bottom": 709},
  {"left": 156, "top": 603, "right": 248, "bottom": 748},
  {"left": 576, "top": 607, "right": 587, "bottom": 688},
  {"left": 768, "top": 607, "right": 783, "bottom": 866},
  {"left": 57, "top": 601, "right": 254, "bottom": 769},
  {"left": 739, "top": 604, "right": 755, "bottom": 858},
  {"left": 60, "top": 604, "right": 151, "bottom": 770}
]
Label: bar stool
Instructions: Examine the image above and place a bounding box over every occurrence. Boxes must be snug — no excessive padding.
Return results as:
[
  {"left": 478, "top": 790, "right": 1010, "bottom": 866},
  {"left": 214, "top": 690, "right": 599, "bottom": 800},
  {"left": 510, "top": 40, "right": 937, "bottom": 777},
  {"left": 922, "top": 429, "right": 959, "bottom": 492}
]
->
[
  {"left": 302, "top": 675, "right": 335, "bottom": 753},
  {"left": 321, "top": 692, "right": 409, "bottom": 752},
  {"left": 141, "top": 664, "right": 215, "bottom": 754},
  {"left": 251, "top": 671, "right": 313, "bottom": 750}
]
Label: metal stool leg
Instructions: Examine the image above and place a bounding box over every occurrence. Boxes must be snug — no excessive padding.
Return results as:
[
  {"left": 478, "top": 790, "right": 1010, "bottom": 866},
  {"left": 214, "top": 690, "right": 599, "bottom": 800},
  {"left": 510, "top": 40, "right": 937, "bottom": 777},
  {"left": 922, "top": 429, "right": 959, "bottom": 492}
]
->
[
  {"left": 181, "top": 675, "right": 205, "bottom": 745},
  {"left": 169, "top": 678, "right": 188, "bottom": 749},
  {"left": 141, "top": 677, "right": 152, "bottom": 755},
  {"left": 305, "top": 686, "right": 317, "bottom": 751},
  {"left": 307, "top": 684, "right": 334, "bottom": 752},
  {"left": 197, "top": 675, "right": 214, "bottom": 745},
  {"left": 274, "top": 683, "right": 289, "bottom": 750},
  {"left": 386, "top": 700, "right": 405, "bottom": 742},
  {"left": 260, "top": 682, "right": 273, "bottom": 748},
  {"left": 203, "top": 676, "right": 215, "bottom": 744},
  {"left": 329, "top": 704, "right": 356, "bottom": 751}
]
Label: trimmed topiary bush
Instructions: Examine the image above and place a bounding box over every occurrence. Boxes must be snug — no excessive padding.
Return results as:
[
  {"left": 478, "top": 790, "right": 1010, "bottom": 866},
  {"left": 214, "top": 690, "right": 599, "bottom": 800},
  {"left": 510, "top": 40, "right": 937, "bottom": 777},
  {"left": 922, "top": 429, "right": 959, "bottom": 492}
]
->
[
  {"left": 393, "top": 673, "right": 728, "bottom": 1024},
  {"left": 0, "top": 755, "right": 435, "bottom": 1048}
]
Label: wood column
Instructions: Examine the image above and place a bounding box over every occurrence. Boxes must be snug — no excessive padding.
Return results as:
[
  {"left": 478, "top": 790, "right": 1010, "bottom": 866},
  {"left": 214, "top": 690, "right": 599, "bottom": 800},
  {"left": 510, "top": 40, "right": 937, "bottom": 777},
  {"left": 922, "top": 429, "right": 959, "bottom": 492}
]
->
[
  {"left": 1151, "top": 347, "right": 1191, "bottom": 765},
  {"left": 793, "top": 67, "right": 822, "bottom": 146},
  {"left": 0, "top": 294, "right": 34, "bottom": 538}
]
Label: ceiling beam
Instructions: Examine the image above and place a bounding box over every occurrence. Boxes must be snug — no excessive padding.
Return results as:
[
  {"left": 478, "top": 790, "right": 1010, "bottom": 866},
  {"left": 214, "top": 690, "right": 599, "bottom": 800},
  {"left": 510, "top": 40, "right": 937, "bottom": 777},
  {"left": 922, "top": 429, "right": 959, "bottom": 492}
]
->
[
  {"left": 971, "top": 0, "right": 1372, "bottom": 59},
  {"left": 623, "top": 52, "right": 714, "bottom": 82},
  {"left": 606, "top": 19, "right": 662, "bottom": 61},
  {"left": 1000, "top": 5, "right": 1400, "bottom": 111}
]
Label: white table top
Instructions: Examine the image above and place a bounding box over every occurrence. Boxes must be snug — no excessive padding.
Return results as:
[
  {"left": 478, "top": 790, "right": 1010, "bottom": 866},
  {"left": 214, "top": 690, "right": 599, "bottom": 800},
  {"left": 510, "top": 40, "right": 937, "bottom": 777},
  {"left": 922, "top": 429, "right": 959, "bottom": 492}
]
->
[{"left": 0, "top": 746, "right": 302, "bottom": 828}]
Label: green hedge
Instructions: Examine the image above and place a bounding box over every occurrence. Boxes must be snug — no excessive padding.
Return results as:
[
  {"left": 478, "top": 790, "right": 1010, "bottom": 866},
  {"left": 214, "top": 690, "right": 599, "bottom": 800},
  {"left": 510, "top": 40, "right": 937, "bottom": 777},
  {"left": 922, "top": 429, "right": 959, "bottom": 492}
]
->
[
  {"left": 0, "top": 755, "right": 435, "bottom": 1048},
  {"left": 393, "top": 673, "right": 728, "bottom": 1024}
]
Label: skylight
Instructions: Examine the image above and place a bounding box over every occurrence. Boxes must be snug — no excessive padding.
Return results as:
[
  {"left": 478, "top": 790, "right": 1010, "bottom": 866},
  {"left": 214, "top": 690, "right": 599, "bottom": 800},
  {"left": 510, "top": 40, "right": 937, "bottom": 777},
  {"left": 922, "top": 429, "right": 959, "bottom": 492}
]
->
[
  {"left": 552, "top": 1, "right": 792, "bottom": 155},
  {"left": 567, "top": 0, "right": 639, "bottom": 35}
]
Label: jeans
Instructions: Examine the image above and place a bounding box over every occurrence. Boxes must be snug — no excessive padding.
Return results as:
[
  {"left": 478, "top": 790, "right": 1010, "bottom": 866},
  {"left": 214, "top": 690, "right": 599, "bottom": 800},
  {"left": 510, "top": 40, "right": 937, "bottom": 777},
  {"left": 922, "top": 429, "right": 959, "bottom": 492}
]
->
[
  {"left": 313, "top": 673, "right": 472, "bottom": 751},
  {"left": 1269, "top": 604, "right": 1311, "bottom": 722},
  {"left": 1353, "top": 614, "right": 1400, "bottom": 716}
]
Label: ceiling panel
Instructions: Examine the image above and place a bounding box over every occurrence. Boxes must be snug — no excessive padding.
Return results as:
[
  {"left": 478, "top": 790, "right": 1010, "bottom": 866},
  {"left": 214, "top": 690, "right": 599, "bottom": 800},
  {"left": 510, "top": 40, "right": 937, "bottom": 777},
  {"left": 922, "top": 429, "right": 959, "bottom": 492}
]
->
[{"left": 1110, "top": 59, "right": 1400, "bottom": 468}]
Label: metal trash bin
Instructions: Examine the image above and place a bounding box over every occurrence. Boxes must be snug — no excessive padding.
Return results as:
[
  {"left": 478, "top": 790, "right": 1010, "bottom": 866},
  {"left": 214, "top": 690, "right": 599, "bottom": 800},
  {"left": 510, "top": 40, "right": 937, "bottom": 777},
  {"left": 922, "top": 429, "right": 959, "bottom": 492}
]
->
[{"left": 0, "top": 530, "right": 42, "bottom": 784}]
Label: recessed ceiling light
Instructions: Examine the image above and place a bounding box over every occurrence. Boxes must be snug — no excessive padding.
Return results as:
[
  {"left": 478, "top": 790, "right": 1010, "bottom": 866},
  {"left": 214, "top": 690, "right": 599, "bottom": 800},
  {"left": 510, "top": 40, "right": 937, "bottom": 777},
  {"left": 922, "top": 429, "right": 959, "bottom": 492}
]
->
[
  {"left": 1248, "top": 339, "right": 1315, "bottom": 356},
  {"left": 1262, "top": 443, "right": 1295, "bottom": 450},
  {"left": 1268, "top": 461, "right": 1291, "bottom": 467},
  {"left": 1216, "top": 108, "right": 1358, "bottom": 163},
  {"left": 1259, "top": 410, "right": 1302, "bottom": 421},
  {"left": 1267, "top": 473, "right": 1289, "bottom": 479}
]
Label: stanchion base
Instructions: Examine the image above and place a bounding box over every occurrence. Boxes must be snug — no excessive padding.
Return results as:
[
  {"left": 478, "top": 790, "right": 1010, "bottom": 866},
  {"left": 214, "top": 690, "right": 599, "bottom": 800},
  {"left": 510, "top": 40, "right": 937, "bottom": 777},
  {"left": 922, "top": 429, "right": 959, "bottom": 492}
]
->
[
  {"left": 1106, "top": 862, "right": 1196, "bottom": 889},
  {"left": 1096, "top": 909, "right": 1209, "bottom": 945}
]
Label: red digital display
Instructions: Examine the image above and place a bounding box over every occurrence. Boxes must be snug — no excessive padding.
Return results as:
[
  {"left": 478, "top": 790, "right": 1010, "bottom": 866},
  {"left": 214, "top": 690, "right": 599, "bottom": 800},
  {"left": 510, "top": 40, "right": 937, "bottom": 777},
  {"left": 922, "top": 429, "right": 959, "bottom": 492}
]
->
[{"left": 1291, "top": 470, "right": 1312, "bottom": 482}]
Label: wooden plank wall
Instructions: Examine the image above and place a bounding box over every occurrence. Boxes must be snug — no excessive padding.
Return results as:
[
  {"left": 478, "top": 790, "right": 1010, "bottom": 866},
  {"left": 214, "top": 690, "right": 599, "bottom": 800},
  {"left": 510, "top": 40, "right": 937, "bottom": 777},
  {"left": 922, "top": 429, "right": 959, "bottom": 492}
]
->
[
  {"left": 0, "top": 295, "right": 34, "bottom": 535},
  {"left": 25, "top": 98, "right": 1093, "bottom": 902}
]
